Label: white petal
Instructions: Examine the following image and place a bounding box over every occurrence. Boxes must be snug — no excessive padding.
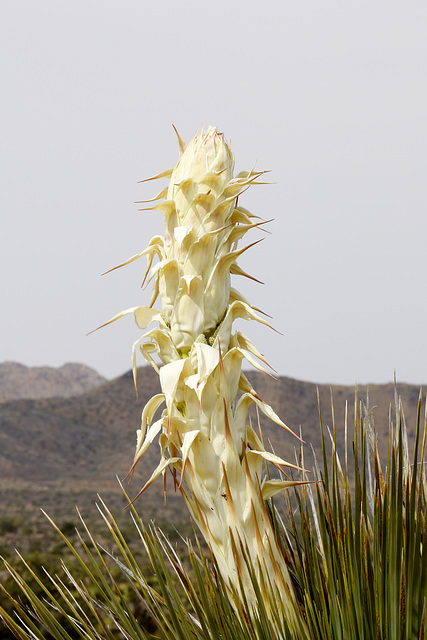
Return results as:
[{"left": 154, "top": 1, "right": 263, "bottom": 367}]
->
[
  {"left": 157, "top": 259, "right": 180, "bottom": 322},
  {"left": 234, "top": 332, "right": 275, "bottom": 371},
  {"left": 88, "top": 306, "right": 149, "bottom": 334},
  {"left": 245, "top": 393, "right": 301, "bottom": 440},
  {"left": 134, "top": 456, "right": 180, "bottom": 497},
  {"left": 134, "top": 417, "right": 164, "bottom": 466},
  {"left": 160, "top": 359, "right": 186, "bottom": 397},
  {"left": 194, "top": 343, "right": 220, "bottom": 382},
  {"left": 180, "top": 429, "right": 201, "bottom": 466},
  {"left": 174, "top": 225, "right": 193, "bottom": 245},
  {"left": 139, "top": 394, "right": 165, "bottom": 442},
  {"left": 212, "top": 300, "right": 275, "bottom": 352},
  {"left": 160, "top": 359, "right": 188, "bottom": 423},
  {"left": 261, "top": 479, "right": 308, "bottom": 501},
  {"left": 134, "top": 307, "right": 161, "bottom": 330},
  {"left": 246, "top": 449, "right": 303, "bottom": 471},
  {"left": 171, "top": 276, "right": 205, "bottom": 349}
]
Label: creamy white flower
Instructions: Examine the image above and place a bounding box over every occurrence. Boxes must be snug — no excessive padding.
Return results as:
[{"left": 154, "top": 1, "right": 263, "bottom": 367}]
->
[{"left": 102, "top": 127, "right": 307, "bottom": 625}]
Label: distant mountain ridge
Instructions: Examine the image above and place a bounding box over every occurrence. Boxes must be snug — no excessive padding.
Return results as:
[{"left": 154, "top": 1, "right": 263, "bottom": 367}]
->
[{"left": 0, "top": 362, "right": 106, "bottom": 400}]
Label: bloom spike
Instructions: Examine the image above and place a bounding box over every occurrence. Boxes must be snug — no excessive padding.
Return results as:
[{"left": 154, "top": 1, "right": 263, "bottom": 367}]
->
[{"left": 103, "top": 126, "right": 305, "bottom": 624}]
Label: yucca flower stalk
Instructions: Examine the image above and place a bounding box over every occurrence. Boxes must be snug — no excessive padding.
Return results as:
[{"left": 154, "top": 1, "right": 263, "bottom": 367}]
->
[{"left": 101, "top": 127, "right": 305, "bottom": 619}]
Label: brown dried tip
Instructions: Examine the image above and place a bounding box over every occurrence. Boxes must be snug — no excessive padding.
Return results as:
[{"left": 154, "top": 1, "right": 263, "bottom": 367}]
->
[{"left": 172, "top": 124, "right": 187, "bottom": 154}]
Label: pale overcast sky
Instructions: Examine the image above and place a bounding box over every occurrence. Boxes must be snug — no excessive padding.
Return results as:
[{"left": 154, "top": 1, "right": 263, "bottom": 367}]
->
[{"left": 1, "top": 1, "right": 426, "bottom": 385}]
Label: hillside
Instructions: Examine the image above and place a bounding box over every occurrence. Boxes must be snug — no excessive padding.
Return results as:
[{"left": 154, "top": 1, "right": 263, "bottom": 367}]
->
[
  {"left": 0, "top": 362, "right": 106, "bottom": 400},
  {"left": 0, "top": 364, "right": 424, "bottom": 536}
]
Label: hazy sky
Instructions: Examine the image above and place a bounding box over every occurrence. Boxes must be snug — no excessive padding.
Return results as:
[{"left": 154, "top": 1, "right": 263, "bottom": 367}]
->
[{"left": 1, "top": 1, "right": 426, "bottom": 385}]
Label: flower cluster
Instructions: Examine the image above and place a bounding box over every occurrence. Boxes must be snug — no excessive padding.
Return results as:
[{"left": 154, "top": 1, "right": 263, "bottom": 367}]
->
[{"left": 103, "top": 127, "right": 304, "bottom": 614}]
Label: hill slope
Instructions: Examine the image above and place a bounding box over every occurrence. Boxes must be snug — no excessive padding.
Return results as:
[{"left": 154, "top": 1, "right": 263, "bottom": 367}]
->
[{"left": 0, "top": 365, "right": 424, "bottom": 540}]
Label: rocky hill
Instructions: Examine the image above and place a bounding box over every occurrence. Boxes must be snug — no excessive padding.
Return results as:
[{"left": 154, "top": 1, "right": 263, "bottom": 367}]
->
[{"left": 0, "top": 362, "right": 106, "bottom": 400}]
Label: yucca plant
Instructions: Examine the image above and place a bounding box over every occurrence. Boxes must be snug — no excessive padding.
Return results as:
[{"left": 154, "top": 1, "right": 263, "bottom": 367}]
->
[
  {"left": 95, "top": 126, "right": 306, "bottom": 622},
  {"left": 1, "top": 391, "right": 425, "bottom": 639},
  {"left": 1, "top": 127, "right": 426, "bottom": 639}
]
